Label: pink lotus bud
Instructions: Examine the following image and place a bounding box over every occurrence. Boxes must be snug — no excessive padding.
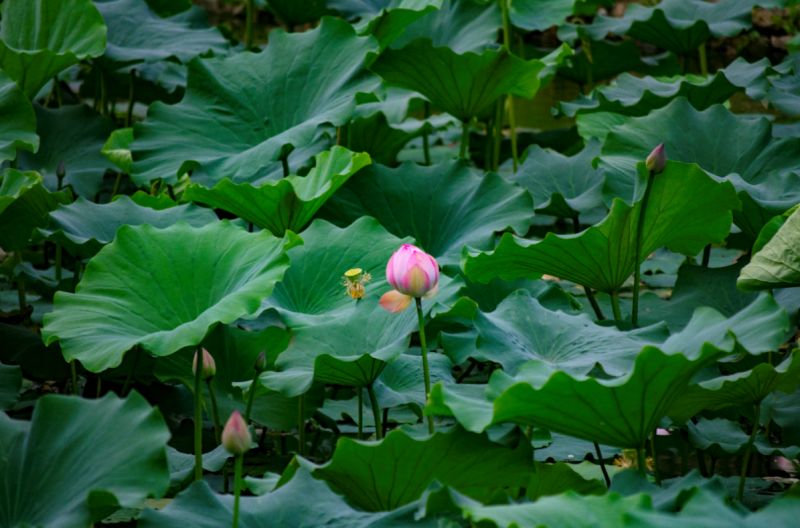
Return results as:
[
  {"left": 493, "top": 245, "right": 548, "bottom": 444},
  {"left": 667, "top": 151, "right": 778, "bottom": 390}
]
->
[
  {"left": 254, "top": 351, "right": 267, "bottom": 373},
  {"left": 645, "top": 144, "right": 666, "bottom": 174},
  {"left": 385, "top": 244, "right": 439, "bottom": 298},
  {"left": 221, "top": 410, "right": 251, "bottom": 455},
  {"left": 192, "top": 348, "right": 216, "bottom": 381}
]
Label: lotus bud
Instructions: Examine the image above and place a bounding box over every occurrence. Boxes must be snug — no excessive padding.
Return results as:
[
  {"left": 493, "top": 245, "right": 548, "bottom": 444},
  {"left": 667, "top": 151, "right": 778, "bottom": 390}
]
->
[
  {"left": 380, "top": 244, "right": 439, "bottom": 313},
  {"left": 645, "top": 144, "right": 666, "bottom": 174},
  {"left": 192, "top": 348, "right": 216, "bottom": 381},
  {"left": 254, "top": 351, "right": 267, "bottom": 373},
  {"left": 341, "top": 267, "right": 371, "bottom": 300},
  {"left": 221, "top": 410, "right": 251, "bottom": 456}
]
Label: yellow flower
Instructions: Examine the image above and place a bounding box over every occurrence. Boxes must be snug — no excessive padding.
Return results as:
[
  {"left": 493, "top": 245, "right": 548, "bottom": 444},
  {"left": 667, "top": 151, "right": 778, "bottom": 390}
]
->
[{"left": 342, "top": 268, "right": 371, "bottom": 299}]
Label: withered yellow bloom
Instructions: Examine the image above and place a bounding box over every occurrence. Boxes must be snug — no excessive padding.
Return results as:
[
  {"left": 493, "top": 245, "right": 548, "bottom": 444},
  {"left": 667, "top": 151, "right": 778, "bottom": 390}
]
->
[{"left": 342, "top": 267, "right": 371, "bottom": 299}]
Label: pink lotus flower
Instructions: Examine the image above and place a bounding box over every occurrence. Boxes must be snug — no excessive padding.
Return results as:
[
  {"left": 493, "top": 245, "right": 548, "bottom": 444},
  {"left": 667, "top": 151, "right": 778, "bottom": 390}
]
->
[
  {"left": 380, "top": 244, "right": 439, "bottom": 313},
  {"left": 192, "top": 348, "right": 216, "bottom": 380},
  {"left": 221, "top": 410, "right": 251, "bottom": 455}
]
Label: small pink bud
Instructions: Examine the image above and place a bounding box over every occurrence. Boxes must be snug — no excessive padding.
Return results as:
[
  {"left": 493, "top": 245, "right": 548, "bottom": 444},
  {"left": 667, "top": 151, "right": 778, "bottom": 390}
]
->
[
  {"left": 192, "top": 348, "right": 216, "bottom": 381},
  {"left": 385, "top": 244, "right": 439, "bottom": 298},
  {"left": 645, "top": 143, "right": 666, "bottom": 174},
  {"left": 221, "top": 410, "right": 251, "bottom": 455},
  {"left": 254, "top": 351, "right": 267, "bottom": 373}
]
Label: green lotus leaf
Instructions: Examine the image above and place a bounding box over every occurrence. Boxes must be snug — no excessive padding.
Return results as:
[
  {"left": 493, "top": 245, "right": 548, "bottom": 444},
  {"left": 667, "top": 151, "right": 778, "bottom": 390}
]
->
[
  {"left": 336, "top": 0, "right": 443, "bottom": 50},
  {"left": 464, "top": 161, "right": 739, "bottom": 293},
  {"left": 132, "top": 17, "right": 378, "bottom": 186},
  {"left": 429, "top": 345, "right": 721, "bottom": 448},
  {"left": 96, "top": 0, "right": 229, "bottom": 64},
  {"left": 0, "top": 0, "right": 107, "bottom": 98},
  {"left": 371, "top": 39, "right": 557, "bottom": 121},
  {"left": 138, "top": 468, "right": 426, "bottom": 527},
  {"left": 670, "top": 350, "right": 800, "bottom": 422},
  {"left": 558, "top": 39, "right": 678, "bottom": 85},
  {"left": 0, "top": 69, "right": 37, "bottom": 163},
  {"left": 688, "top": 418, "right": 800, "bottom": 458},
  {"left": 184, "top": 147, "right": 370, "bottom": 236},
  {"left": 0, "top": 169, "right": 71, "bottom": 249},
  {"left": 388, "top": 0, "right": 500, "bottom": 53},
  {"left": 101, "top": 127, "right": 134, "bottom": 174},
  {"left": 322, "top": 160, "right": 533, "bottom": 266},
  {"left": 766, "top": 54, "right": 800, "bottom": 117},
  {"left": 0, "top": 392, "right": 169, "bottom": 528},
  {"left": 558, "top": 57, "right": 771, "bottom": 117},
  {"left": 510, "top": 0, "right": 576, "bottom": 31},
  {"left": 0, "top": 362, "right": 21, "bottom": 410},
  {"left": 738, "top": 206, "right": 800, "bottom": 291},
  {"left": 300, "top": 427, "right": 533, "bottom": 511},
  {"left": 265, "top": 0, "right": 333, "bottom": 26},
  {"left": 17, "top": 104, "right": 116, "bottom": 198},
  {"left": 598, "top": 98, "right": 800, "bottom": 241},
  {"left": 344, "top": 112, "right": 429, "bottom": 165},
  {"left": 557, "top": 0, "right": 773, "bottom": 54},
  {"left": 511, "top": 139, "right": 605, "bottom": 218},
  {"left": 41, "top": 221, "right": 293, "bottom": 372},
  {"left": 38, "top": 195, "right": 218, "bottom": 256}
]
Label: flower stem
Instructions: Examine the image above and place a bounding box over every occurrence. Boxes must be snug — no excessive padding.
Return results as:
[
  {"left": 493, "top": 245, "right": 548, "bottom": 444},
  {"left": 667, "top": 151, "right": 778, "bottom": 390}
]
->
[
  {"left": 70, "top": 361, "right": 79, "bottom": 395},
  {"left": 194, "top": 347, "right": 204, "bottom": 481},
  {"left": 737, "top": 404, "right": 761, "bottom": 502},
  {"left": 492, "top": 98, "right": 504, "bottom": 171},
  {"left": 422, "top": 101, "right": 431, "bottom": 166},
  {"left": 698, "top": 42, "right": 708, "bottom": 76},
  {"left": 367, "top": 384, "right": 383, "bottom": 440},
  {"left": 593, "top": 441, "right": 611, "bottom": 488},
  {"left": 702, "top": 244, "right": 711, "bottom": 267},
  {"left": 232, "top": 454, "right": 243, "bottom": 528},
  {"left": 358, "top": 387, "right": 364, "bottom": 439},
  {"left": 415, "top": 298, "right": 434, "bottom": 434},
  {"left": 631, "top": 171, "right": 655, "bottom": 328},
  {"left": 459, "top": 120, "right": 469, "bottom": 160},
  {"left": 281, "top": 153, "right": 290, "bottom": 178},
  {"left": 499, "top": 0, "right": 518, "bottom": 172},
  {"left": 245, "top": 0, "right": 255, "bottom": 49},
  {"left": 244, "top": 371, "right": 259, "bottom": 423},
  {"left": 297, "top": 395, "right": 306, "bottom": 455},
  {"left": 650, "top": 430, "right": 661, "bottom": 484},
  {"left": 584, "top": 286, "right": 605, "bottom": 321},
  {"left": 207, "top": 380, "right": 222, "bottom": 444},
  {"left": 610, "top": 290, "right": 622, "bottom": 322}
]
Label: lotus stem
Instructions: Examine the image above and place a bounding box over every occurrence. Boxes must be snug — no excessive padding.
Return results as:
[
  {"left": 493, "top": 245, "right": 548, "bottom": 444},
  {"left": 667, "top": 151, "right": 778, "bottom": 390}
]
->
[
  {"left": 297, "top": 394, "right": 306, "bottom": 455},
  {"left": 499, "top": 0, "right": 518, "bottom": 172},
  {"left": 207, "top": 380, "right": 222, "bottom": 444},
  {"left": 281, "top": 153, "right": 290, "bottom": 178},
  {"left": 357, "top": 387, "right": 364, "bottom": 439},
  {"left": 650, "top": 431, "right": 661, "bottom": 484},
  {"left": 631, "top": 171, "right": 656, "bottom": 328},
  {"left": 415, "top": 298, "right": 434, "bottom": 434},
  {"left": 698, "top": 43, "right": 708, "bottom": 76},
  {"left": 594, "top": 441, "right": 611, "bottom": 488},
  {"left": 70, "top": 361, "right": 79, "bottom": 396},
  {"left": 610, "top": 290, "right": 622, "bottom": 322},
  {"left": 637, "top": 446, "right": 646, "bottom": 476},
  {"left": 492, "top": 98, "right": 503, "bottom": 171},
  {"left": 121, "top": 346, "right": 140, "bottom": 396},
  {"left": 244, "top": 371, "right": 259, "bottom": 423},
  {"left": 702, "top": 244, "right": 711, "bottom": 267},
  {"left": 737, "top": 404, "right": 761, "bottom": 502},
  {"left": 423, "top": 101, "right": 431, "bottom": 166},
  {"left": 126, "top": 69, "right": 135, "bottom": 127},
  {"left": 245, "top": 0, "right": 256, "bottom": 49},
  {"left": 232, "top": 454, "right": 243, "bottom": 528},
  {"left": 367, "top": 383, "right": 383, "bottom": 440},
  {"left": 584, "top": 286, "right": 605, "bottom": 321},
  {"left": 194, "top": 346, "right": 204, "bottom": 481},
  {"left": 459, "top": 120, "right": 470, "bottom": 160}
]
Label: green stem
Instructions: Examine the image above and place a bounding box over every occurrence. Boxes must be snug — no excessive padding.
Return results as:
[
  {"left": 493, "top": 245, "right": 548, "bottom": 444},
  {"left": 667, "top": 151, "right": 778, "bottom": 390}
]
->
[
  {"left": 631, "top": 172, "right": 655, "bottom": 328},
  {"left": 698, "top": 42, "right": 708, "bottom": 76},
  {"left": 232, "top": 454, "right": 243, "bottom": 528},
  {"left": 194, "top": 347, "right": 204, "bottom": 481},
  {"left": 637, "top": 446, "right": 646, "bottom": 476},
  {"left": 121, "top": 347, "right": 140, "bottom": 396},
  {"left": 415, "top": 298, "right": 434, "bottom": 434},
  {"left": 358, "top": 387, "right": 364, "bottom": 439},
  {"left": 111, "top": 173, "right": 122, "bottom": 198},
  {"left": 70, "top": 361, "right": 79, "bottom": 396},
  {"left": 584, "top": 286, "right": 605, "bottom": 321},
  {"left": 594, "top": 441, "right": 611, "bottom": 488},
  {"left": 737, "top": 405, "right": 761, "bottom": 502},
  {"left": 499, "top": 0, "right": 518, "bottom": 171},
  {"left": 610, "top": 290, "right": 622, "bottom": 322},
  {"left": 245, "top": 0, "right": 256, "bottom": 49},
  {"left": 702, "top": 244, "right": 711, "bottom": 267},
  {"left": 126, "top": 70, "right": 135, "bottom": 127},
  {"left": 367, "top": 384, "right": 383, "bottom": 440},
  {"left": 281, "top": 154, "right": 290, "bottom": 177},
  {"left": 244, "top": 371, "right": 259, "bottom": 423},
  {"left": 492, "top": 99, "right": 504, "bottom": 171},
  {"left": 422, "top": 101, "right": 431, "bottom": 166},
  {"left": 297, "top": 395, "right": 306, "bottom": 455},
  {"left": 650, "top": 431, "right": 661, "bottom": 484},
  {"left": 459, "top": 120, "right": 470, "bottom": 160},
  {"left": 99, "top": 69, "right": 108, "bottom": 117},
  {"left": 207, "top": 380, "right": 222, "bottom": 444}
]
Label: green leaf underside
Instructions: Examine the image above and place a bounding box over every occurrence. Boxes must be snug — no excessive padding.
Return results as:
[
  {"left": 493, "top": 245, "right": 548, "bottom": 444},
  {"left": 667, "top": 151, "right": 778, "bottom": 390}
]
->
[
  {"left": 738, "top": 206, "right": 800, "bottom": 291},
  {"left": 42, "top": 221, "right": 291, "bottom": 371},
  {"left": 0, "top": 69, "right": 37, "bottom": 163}
]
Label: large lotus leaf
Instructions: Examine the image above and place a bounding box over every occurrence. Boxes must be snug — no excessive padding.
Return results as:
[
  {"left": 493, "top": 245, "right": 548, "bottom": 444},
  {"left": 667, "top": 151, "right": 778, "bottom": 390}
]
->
[
  {"left": 0, "top": 0, "right": 107, "bottom": 98},
  {"left": 670, "top": 351, "right": 800, "bottom": 422},
  {"left": 0, "top": 363, "right": 21, "bottom": 410},
  {"left": 428, "top": 345, "right": 721, "bottom": 448},
  {"left": 511, "top": 139, "right": 605, "bottom": 218},
  {"left": 766, "top": 54, "right": 800, "bottom": 117},
  {"left": 322, "top": 160, "right": 533, "bottom": 266},
  {"left": 139, "top": 468, "right": 427, "bottom": 528},
  {"left": 184, "top": 147, "right": 370, "bottom": 236},
  {"left": 17, "top": 104, "right": 116, "bottom": 198},
  {"left": 371, "top": 39, "right": 551, "bottom": 121},
  {"left": 0, "top": 169, "right": 71, "bottom": 249},
  {"left": 464, "top": 161, "right": 739, "bottom": 293},
  {"left": 38, "top": 195, "right": 217, "bottom": 256},
  {"left": 347, "top": 1, "right": 442, "bottom": 51},
  {"left": 96, "top": 0, "right": 228, "bottom": 64},
  {"left": 389, "top": 0, "right": 500, "bottom": 53},
  {"left": 598, "top": 98, "right": 800, "bottom": 240},
  {"left": 132, "top": 17, "right": 379, "bottom": 186},
  {"left": 0, "top": 69, "right": 37, "bottom": 163},
  {"left": 738, "top": 206, "right": 800, "bottom": 291},
  {"left": 259, "top": 218, "right": 418, "bottom": 395},
  {"left": 102, "top": 127, "right": 134, "bottom": 174},
  {"left": 41, "top": 221, "right": 292, "bottom": 372},
  {"left": 372, "top": 351, "right": 454, "bottom": 409},
  {"left": 557, "top": 0, "right": 770, "bottom": 54},
  {"left": 510, "top": 0, "right": 576, "bottom": 31},
  {"left": 688, "top": 418, "right": 800, "bottom": 459},
  {"left": 0, "top": 392, "right": 169, "bottom": 528},
  {"left": 558, "top": 58, "right": 771, "bottom": 118},
  {"left": 300, "top": 427, "right": 533, "bottom": 511},
  {"left": 557, "top": 39, "right": 674, "bottom": 85}
]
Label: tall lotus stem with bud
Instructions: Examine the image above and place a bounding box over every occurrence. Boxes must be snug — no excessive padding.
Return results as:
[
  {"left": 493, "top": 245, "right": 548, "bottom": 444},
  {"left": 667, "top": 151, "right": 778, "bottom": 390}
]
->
[
  {"left": 192, "top": 347, "right": 210, "bottom": 481},
  {"left": 194, "top": 348, "right": 221, "bottom": 443},
  {"left": 222, "top": 410, "right": 251, "bottom": 528},
  {"left": 631, "top": 144, "right": 666, "bottom": 327},
  {"left": 380, "top": 244, "right": 440, "bottom": 434}
]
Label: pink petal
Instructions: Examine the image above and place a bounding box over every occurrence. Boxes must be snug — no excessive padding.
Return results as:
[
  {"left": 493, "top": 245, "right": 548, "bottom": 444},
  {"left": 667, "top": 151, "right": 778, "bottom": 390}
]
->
[{"left": 379, "top": 290, "right": 412, "bottom": 313}]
